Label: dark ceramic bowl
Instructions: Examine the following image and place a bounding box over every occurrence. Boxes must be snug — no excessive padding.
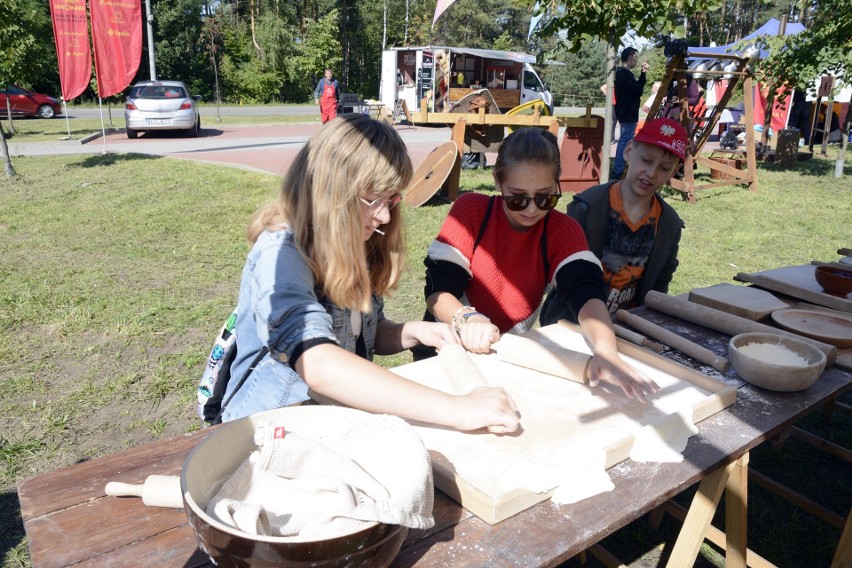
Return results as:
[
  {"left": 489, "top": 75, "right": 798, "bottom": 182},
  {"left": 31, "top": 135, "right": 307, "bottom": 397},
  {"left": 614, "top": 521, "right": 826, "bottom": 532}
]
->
[
  {"left": 181, "top": 406, "right": 408, "bottom": 568},
  {"left": 814, "top": 266, "right": 852, "bottom": 296}
]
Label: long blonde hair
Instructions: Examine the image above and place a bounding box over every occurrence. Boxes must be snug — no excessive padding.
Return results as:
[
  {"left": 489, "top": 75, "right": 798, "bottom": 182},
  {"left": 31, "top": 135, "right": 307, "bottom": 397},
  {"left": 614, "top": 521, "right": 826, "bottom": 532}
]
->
[{"left": 248, "top": 115, "right": 412, "bottom": 312}]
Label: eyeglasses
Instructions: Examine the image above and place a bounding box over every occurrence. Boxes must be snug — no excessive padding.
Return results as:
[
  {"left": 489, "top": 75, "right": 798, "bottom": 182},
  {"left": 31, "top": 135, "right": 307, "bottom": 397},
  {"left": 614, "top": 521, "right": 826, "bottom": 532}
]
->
[
  {"left": 501, "top": 192, "right": 562, "bottom": 211},
  {"left": 359, "top": 194, "right": 402, "bottom": 211}
]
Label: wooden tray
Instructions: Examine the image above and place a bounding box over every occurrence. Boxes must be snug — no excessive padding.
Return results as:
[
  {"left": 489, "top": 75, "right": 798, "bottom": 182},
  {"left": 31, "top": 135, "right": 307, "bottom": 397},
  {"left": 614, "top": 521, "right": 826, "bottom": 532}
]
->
[
  {"left": 689, "top": 283, "right": 788, "bottom": 320},
  {"left": 736, "top": 264, "right": 852, "bottom": 313},
  {"left": 771, "top": 308, "right": 852, "bottom": 347},
  {"left": 391, "top": 323, "right": 736, "bottom": 524}
]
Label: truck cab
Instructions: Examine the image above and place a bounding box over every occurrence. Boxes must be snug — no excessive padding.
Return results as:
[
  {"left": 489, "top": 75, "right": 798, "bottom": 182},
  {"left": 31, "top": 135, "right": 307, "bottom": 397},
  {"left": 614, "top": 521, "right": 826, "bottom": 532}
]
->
[{"left": 381, "top": 47, "right": 553, "bottom": 116}]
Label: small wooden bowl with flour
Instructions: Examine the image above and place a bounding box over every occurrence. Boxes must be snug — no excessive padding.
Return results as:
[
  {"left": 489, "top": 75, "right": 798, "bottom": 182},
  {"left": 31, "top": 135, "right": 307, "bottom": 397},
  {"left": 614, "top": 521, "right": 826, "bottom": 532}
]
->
[{"left": 728, "top": 332, "right": 826, "bottom": 392}]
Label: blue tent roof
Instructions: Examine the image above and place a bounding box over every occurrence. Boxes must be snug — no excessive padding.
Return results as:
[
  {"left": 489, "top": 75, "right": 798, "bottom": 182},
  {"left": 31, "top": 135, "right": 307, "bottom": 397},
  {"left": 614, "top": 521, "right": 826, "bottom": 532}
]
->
[{"left": 689, "top": 18, "right": 805, "bottom": 60}]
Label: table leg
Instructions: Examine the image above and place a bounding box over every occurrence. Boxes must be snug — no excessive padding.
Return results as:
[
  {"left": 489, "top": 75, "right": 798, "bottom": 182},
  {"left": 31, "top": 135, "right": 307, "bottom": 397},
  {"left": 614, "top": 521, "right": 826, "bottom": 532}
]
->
[
  {"left": 831, "top": 508, "right": 852, "bottom": 568},
  {"left": 666, "top": 460, "right": 732, "bottom": 567},
  {"left": 725, "top": 453, "right": 749, "bottom": 568}
]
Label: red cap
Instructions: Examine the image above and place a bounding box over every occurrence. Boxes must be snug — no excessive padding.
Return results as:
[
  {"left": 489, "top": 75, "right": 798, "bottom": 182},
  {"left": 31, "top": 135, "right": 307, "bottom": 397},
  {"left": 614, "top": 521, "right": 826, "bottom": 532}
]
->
[{"left": 634, "top": 118, "right": 688, "bottom": 161}]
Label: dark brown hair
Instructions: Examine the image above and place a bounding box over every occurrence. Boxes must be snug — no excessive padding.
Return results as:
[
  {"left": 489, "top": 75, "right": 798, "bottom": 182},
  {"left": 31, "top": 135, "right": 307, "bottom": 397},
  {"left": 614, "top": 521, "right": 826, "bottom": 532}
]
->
[{"left": 493, "top": 127, "right": 561, "bottom": 186}]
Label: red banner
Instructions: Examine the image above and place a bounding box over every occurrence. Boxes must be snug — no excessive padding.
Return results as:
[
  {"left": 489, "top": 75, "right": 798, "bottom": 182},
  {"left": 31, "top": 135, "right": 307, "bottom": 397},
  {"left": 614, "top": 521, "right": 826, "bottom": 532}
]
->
[
  {"left": 754, "top": 82, "right": 792, "bottom": 134},
  {"left": 49, "top": 0, "right": 92, "bottom": 101},
  {"left": 90, "top": 0, "right": 142, "bottom": 98}
]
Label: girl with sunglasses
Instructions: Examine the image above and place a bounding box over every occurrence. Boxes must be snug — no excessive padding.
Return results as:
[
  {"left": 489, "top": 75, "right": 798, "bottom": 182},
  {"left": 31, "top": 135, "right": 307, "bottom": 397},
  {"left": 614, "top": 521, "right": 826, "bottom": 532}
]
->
[
  {"left": 420, "top": 128, "right": 659, "bottom": 402},
  {"left": 219, "top": 115, "right": 519, "bottom": 433}
]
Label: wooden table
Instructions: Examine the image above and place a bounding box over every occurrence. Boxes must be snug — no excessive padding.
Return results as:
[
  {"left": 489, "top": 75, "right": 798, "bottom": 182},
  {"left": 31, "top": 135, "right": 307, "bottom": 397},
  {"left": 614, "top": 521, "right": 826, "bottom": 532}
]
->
[{"left": 17, "top": 311, "right": 852, "bottom": 568}]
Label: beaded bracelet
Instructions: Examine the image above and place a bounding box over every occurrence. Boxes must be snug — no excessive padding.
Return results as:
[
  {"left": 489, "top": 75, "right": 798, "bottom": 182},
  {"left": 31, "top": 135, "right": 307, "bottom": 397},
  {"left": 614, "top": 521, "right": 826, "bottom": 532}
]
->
[{"left": 452, "top": 305, "right": 475, "bottom": 334}]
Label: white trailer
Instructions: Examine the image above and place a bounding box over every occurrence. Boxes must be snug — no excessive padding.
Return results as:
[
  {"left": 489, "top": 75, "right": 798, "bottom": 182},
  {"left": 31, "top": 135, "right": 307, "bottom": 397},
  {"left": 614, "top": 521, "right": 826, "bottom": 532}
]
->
[{"left": 380, "top": 46, "right": 553, "bottom": 116}]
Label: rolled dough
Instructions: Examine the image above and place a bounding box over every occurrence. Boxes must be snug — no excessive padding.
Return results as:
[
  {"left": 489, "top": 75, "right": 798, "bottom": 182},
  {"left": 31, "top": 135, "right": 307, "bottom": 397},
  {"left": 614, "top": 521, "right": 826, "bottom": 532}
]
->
[{"left": 495, "top": 330, "right": 591, "bottom": 383}]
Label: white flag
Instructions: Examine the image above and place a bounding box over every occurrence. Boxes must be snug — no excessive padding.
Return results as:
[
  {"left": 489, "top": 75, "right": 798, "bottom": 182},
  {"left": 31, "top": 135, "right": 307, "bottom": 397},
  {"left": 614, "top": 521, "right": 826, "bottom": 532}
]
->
[{"left": 433, "top": 0, "right": 459, "bottom": 27}]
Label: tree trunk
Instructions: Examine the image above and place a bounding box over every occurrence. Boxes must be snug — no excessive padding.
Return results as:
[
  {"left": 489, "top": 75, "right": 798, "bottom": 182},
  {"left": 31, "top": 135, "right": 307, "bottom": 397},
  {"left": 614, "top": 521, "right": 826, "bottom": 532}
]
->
[
  {"left": 5, "top": 95, "right": 15, "bottom": 135},
  {"left": 601, "top": 38, "right": 616, "bottom": 184},
  {"left": 249, "top": 0, "right": 263, "bottom": 59},
  {"left": 0, "top": 122, "right": 15, "bottom": 178}
]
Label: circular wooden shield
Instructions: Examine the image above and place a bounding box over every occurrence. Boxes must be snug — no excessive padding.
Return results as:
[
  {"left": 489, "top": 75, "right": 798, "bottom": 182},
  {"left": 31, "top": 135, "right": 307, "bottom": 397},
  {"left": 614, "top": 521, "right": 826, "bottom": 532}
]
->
[{"left": 404, "top": 141, "right": 458, "bottom": 207}]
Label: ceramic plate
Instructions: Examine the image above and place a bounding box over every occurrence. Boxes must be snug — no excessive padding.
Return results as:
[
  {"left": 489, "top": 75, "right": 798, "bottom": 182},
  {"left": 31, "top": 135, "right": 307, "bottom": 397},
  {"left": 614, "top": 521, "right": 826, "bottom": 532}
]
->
[{"left": 771, "top": 308, "right": 852, "bottom": 347}]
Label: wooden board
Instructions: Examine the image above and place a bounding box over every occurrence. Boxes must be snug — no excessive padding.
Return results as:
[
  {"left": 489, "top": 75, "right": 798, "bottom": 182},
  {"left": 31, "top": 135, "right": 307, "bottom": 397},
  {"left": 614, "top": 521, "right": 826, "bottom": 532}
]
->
[
  {"left": 736, "top": 264, "right": 852, "bottom": 313},
  {"left": 688, "top": 283, "right": 789, "bottom": 321},
  {"left": 391, "top": 324, "right": 736, "bottom": 524},
  {"left": 771, "top": 308, "right": 852, "bottom": 347}
]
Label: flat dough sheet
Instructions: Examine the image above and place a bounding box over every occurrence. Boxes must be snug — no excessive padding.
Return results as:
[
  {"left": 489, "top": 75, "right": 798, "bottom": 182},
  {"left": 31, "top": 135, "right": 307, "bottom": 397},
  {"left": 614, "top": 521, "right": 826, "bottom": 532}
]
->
[{"left": 392, "top": 325, "right": 712, "bottom": 501}]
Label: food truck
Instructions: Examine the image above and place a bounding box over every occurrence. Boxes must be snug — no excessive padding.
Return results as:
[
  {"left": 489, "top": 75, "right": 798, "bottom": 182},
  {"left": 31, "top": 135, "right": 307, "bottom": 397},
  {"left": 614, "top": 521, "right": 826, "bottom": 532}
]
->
[{"left": 380, "top": 46, "right": 554, "bottom": 115}]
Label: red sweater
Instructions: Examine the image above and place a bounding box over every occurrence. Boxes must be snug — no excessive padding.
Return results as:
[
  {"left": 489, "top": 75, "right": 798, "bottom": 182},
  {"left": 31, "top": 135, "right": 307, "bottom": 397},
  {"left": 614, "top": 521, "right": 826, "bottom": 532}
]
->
[{"left": 431, "top": 193, "right": 592, "bottom": 332}]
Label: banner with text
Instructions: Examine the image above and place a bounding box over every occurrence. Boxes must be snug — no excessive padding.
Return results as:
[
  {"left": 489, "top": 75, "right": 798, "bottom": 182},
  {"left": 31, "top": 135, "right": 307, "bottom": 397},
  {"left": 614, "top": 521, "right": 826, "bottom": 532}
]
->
[
  {"left": 49, "top": 0, "right": 92, "bottom": 101},
  {"left": 90, "top": 0, "right": 142, "bottom": 98}
]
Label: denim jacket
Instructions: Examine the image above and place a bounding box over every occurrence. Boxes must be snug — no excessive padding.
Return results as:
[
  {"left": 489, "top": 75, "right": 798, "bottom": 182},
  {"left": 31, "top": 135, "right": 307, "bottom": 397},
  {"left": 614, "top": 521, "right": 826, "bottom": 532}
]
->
[{"left": 221, "top": 229, "right": 384, "bottom": 421}]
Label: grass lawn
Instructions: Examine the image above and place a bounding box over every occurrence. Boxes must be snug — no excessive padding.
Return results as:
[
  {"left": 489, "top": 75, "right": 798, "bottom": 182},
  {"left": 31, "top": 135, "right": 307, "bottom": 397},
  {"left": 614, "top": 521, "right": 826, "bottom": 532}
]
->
[{"left": 0, "top": 147, "right": 849, "bottom": 567}]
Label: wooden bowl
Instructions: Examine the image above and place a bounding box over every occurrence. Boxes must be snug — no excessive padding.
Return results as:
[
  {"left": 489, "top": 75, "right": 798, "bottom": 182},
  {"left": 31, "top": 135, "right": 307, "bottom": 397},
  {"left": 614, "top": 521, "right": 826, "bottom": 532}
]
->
[
  {"left": 728, "top": 333, "right": 826, "bottom": 392},
  {"left": 181, "top": 406, "right": 409, "bottom": 568},
  {"left": 814, "top": 266, "right": 852, "bottom": 296}
]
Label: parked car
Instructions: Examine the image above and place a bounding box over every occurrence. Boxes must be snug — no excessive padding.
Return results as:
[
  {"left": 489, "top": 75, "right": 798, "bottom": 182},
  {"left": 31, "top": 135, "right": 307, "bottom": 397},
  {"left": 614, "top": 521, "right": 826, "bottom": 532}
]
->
[
  {"left": 0, "top": 85, "right": 61, "bottom": 118},
  {"left": 124, "top": 80, "right": 201, "bottom": 138}
]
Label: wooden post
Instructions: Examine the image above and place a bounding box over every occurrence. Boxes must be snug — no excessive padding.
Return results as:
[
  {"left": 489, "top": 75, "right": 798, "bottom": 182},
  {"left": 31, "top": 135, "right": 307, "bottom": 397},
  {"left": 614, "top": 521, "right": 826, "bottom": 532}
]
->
[
  {"left": 725, "top": 453, "right": 749, "bottom": 568},
  {"left": 743, "top": 76, "right": 758, "bottom": 192},
  {"left": 666, "top": 461, "right": 731, "bottom": 566},
  {"left": 441, "top": 117, "right": 466, "bottom": 202}
]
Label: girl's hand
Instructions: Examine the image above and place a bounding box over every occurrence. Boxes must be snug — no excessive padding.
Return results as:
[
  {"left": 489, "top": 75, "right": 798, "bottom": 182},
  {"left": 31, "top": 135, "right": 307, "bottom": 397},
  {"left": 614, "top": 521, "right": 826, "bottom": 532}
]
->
[
  {"left": 587, "top": 350, "right": 660, "bottom": 404},
  {"left": 407, "top": 321, "right": 459, "bottom": 349},
  {"left": 457, "top": 318, "right": 500, "bottom": 354},
  {"left": 453, "top": 386, "right": 520, "bottom": 434}
]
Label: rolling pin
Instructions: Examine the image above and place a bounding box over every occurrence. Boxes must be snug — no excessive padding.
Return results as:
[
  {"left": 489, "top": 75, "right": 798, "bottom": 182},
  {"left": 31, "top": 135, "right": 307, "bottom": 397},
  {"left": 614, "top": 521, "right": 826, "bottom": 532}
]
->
[
  {"left": 494, "top": 332, "right": 590, "bottom": 383},
  {"left": 644, "top": 291, "right": 837, "bottom": 366},
  {"left": 104, "top": 474, "right": 183, "bottom": 508},
  {"left": 616, "top": 310, "right": 730, "bottom": 373},
  {"left": 438, "top": 344, "right": 491, "bottom": 394},
  {"left": 613, "top": 323, "right": 665, "bottom": 353}
]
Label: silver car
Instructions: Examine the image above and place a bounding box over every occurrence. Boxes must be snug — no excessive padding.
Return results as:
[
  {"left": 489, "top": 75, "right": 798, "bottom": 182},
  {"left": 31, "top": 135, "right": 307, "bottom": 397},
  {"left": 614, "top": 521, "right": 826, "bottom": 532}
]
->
[{"left": 124, "top": 80, "right": 201, "bottom": 139}]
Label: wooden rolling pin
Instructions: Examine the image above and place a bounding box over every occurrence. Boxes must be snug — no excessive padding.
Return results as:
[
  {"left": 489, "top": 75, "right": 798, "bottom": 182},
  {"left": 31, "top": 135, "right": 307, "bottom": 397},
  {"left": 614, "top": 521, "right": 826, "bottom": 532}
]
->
[
  {"left": 104, "top": 475, "right": 183, "bottom": 508},
  {"left": 613, "top": 323, "right": 665, "bottom": 353},
  {"left": 616, "top": 310, "right": 730, "bottom": 373},
  {"left": 644, "top": 291, "right": 837, "bottom": 366},
  {"left": 438, "top": 344, "right": 491, "bottom": 394},
  {"left": 494, "top": 332, "right": 590, "bottom": 384}
]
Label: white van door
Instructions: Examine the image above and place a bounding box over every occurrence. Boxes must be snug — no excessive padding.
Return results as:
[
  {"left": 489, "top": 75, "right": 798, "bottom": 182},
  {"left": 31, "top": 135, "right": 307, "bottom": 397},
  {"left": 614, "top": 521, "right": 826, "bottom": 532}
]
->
[{"left": 521, "top": 64, "right": 553, "bottom": 112}]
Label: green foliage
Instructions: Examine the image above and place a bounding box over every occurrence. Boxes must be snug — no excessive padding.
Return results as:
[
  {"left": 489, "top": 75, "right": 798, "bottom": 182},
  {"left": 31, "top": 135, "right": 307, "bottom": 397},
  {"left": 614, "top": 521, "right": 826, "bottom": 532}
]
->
[
  {"left": 757, "top": 0, "right": 852, "bottom": 93},
  {"left": 153, "top": 0, "right": 211, "bottom": 95},
  {"left": 293, "top": 10, "right": 342, "bottom": 99},
  {"left": 541, "top": 40, "right": 607, "bottom": 106},
  {"left": 536, "top": 0, "right": 724, "bottom": 55},
  {"left": 0, "top": 0, "right": 55, "bottom": 93}
]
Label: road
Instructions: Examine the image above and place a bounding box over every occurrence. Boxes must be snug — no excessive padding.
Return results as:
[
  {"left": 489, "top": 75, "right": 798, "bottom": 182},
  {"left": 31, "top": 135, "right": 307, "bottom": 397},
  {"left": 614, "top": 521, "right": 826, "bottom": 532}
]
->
[{"left": 63, "top": 104, "right": 603, "bottom": 120}]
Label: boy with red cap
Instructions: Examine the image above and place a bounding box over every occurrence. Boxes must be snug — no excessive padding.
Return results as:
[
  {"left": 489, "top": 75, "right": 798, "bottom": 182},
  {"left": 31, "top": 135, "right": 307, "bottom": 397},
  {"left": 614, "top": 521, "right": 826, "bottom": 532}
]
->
[{"left": 541, "top": 117, "right": 688, "bottom": 324}]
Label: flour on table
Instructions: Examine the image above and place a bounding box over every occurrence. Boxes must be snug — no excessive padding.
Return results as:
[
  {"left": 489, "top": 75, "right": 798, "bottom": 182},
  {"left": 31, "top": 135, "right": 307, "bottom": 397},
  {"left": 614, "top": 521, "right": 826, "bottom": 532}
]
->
[{"left": 629, "top": 407, "right": 699, "bottom": 463}]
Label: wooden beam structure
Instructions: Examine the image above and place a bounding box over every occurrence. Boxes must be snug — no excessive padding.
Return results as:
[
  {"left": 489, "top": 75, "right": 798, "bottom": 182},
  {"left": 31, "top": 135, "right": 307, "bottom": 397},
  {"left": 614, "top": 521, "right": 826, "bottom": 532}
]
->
[{"left": 646, "top": 52, "right": 758, "bottom": 204}]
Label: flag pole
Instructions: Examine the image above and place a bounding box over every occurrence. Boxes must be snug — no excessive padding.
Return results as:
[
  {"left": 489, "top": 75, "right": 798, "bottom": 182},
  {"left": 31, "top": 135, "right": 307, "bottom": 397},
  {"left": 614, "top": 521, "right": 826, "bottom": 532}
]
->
[
  {"left": 62, "top": 101, "right": 71, "bottom": 140},
  {"left": 98, "top": 97, "right": 109, "bottom": 153}
]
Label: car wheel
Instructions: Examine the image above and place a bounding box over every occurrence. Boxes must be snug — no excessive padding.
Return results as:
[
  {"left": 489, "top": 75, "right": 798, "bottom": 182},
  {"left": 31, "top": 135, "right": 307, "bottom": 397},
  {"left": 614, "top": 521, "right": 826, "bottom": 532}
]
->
[
  {"left": 37, "top": 105, "right": 55, "bottom": 119},
  {"left": 126, "top": 128, "right": 138, "bottom": 139},
  {"left": 188, "top": 118, "right": 199, "bottom": 138}
]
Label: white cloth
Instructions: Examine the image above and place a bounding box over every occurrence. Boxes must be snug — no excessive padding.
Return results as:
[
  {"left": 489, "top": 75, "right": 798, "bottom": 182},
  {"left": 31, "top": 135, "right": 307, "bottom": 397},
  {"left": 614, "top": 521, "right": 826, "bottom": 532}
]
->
[{"left": 207, "top": 414, "right": 434, "bottom": 539}]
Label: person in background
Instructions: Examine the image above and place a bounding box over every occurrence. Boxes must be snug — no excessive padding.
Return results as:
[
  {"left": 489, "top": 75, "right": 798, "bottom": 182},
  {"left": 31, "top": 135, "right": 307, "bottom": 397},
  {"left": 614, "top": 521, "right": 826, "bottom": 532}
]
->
[
  {"left": 541, "top": 117, "right": 687, "bottom": 324},
  {"left": 221, "top": 114, "right": 519, "bottom": 434},
  {"left": 613, "top": 47, "right": 649, "bottom": 179},
  {"left": 314, "top": 69, "right": 339, "bottom": 124},
  {"left": 418, "top": 128, "right": 659, "bottom": 403}
]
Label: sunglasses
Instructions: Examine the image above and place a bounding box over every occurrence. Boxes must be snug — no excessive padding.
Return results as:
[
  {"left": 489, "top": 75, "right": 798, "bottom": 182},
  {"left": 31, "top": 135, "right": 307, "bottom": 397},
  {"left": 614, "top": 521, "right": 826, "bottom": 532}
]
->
[
  {"left": 501, "top": 192, "right": 562, "bottom": 211},
  {"left": 359, "top": 193, "right": 403, "bottom": 211}
]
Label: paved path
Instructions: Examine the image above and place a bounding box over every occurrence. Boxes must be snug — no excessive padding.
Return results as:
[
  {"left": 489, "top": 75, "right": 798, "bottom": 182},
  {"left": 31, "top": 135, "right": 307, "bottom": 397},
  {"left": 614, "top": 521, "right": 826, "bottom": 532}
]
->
[
  {"left": 9, "top": 114, "right": 723, "bottom": 178},
  {"left": 8, "top": 122, "right": 460, "bottom": 175}
]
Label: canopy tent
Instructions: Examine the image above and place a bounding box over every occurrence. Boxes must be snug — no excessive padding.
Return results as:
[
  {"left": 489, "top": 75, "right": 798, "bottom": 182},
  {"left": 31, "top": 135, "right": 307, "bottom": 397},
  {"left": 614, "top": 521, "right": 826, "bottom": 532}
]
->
[{"left": 688, "top": 18, "right": 805, "bottom": 60}]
